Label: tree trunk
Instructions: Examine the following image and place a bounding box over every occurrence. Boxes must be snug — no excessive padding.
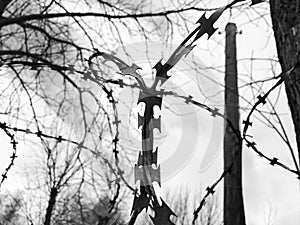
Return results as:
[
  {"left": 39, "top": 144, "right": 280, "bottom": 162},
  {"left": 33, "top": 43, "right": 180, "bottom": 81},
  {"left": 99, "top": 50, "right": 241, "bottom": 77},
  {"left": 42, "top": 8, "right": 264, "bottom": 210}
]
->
[
  {"left": 0, "top": 0, "right": 12, "bottom": 16},
  {"left": 269, "top": 0, "right": 300, "bottom": 168},
  {"left": 44, "top": 187, "right": 58, "bottom": 225},
  {"left": 0, "top": 0, "right": 12, "bottom": 50},
  {"left": 224, "top": 23, "right": 246, "bottom": 225}
]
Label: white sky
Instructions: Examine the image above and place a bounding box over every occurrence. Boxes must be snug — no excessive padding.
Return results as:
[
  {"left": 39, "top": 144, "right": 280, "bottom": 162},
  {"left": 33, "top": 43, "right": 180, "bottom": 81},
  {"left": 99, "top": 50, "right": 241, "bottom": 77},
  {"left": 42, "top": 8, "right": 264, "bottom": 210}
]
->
[{"left": 1, "top": 1, "right": 300, "bottom": 225}]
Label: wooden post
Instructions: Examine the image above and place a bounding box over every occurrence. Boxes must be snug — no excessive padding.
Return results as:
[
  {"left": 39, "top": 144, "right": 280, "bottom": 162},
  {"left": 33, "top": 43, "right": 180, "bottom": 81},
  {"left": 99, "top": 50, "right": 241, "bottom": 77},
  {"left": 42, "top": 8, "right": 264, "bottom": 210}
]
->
[{"left": 224, "top": 22, "right": 246, "bottom": 225}]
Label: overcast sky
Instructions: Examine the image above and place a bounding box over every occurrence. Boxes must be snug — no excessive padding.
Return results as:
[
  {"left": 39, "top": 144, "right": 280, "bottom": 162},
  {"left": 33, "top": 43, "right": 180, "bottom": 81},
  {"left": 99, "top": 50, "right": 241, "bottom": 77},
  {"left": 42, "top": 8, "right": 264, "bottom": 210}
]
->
[{"left": 0, "top": 1, "right": 299, "bottom": 225}]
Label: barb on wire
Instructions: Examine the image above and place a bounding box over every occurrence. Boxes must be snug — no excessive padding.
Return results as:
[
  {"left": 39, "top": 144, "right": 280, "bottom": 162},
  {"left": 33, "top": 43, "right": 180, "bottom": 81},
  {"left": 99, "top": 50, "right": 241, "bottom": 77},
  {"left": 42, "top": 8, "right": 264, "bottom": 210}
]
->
[
  {"left": 0, "top": 121, "right": 134, "bottom": 197},
  {"left": 192, "top": 163, "right": 233, "bottom": 224},
  {"left": 0, "top": 0, "right": 287, "bottom": 221},
  {"left": 191, "top": 62, "right": 300, "bottom": 222},
  {"left": 151, "top": 0, "right": 246, "bottom": 89},
  {"left": 83, "top": 2, "right": 246, "bottom": 225},
  {"left": 71, "top": 1, "right": 276, "bottom": 223},
  {"left": 242, "top": 61, "right": 300, "bottom": 172},
  {"left": 242, "top": 61, "right": 300, "bottom": 137},
  {"left": 87, "top": 50, "right": 130, "bottom": 211},
  {"left": 0, "top": 122, "right": 18, "bottom": 188},
  {"left": 5, "top": 52, "right": 299, "bottom": 223}
]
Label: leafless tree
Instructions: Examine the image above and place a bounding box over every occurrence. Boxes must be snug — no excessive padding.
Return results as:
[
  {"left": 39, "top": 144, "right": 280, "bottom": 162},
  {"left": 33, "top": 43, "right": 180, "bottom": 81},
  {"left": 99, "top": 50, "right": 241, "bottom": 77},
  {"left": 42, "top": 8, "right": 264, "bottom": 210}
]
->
[
  {"left": 0, "top": 193, "right": 23, "bottom": 225},
  {"left": 0, "top": 0, "right": 217, "bottom": 224},
  {"left": 270, "top": 0, "right": 300, "bottom": 168},
  {"left": 1, "top": 1, "right": 299, "bottom": 225},
  {"left": 134, "top": 187, "right": 221, "bottom": 225}
]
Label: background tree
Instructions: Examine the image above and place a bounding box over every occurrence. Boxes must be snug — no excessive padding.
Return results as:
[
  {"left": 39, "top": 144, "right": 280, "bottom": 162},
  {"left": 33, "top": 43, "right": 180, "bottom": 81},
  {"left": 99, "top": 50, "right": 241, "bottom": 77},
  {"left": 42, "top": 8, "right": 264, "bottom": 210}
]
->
[
  {"left": 1, "top": 0, "right": 300, "bottom": 224},
  {"left": 135, "top": 187, "right": 221, "bottom": 225},
  {"left": 0, "top": 0, "right": 217, "bottom": 224},
  {"left": 0, "top": 193, "right": 23, "bottom": 225},
  {"left": 270, "top": 0, "right": 300, "bottom": 168}
]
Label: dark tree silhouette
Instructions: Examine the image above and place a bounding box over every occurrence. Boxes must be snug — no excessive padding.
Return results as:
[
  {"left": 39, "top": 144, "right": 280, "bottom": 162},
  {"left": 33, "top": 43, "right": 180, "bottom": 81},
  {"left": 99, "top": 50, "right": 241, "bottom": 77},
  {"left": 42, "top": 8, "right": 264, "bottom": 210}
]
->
[
  {"left": 270, "top": 0, "right": 300, "bottom": 168},
  {"left": 0, "top": 1, "right": 217, "bottom": 225},
  {"left": 1, "top": 0, "right": 300, "bottom": 225}
]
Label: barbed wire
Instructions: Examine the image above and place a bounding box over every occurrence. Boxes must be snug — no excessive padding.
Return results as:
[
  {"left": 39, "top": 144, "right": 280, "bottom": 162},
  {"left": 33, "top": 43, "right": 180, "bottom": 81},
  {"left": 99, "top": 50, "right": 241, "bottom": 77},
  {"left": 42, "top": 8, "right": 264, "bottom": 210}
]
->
[
  {"left": 3, "top": 53, "right": 298, "bottom": 224},
  {"left": 89, "top": 43, "right": 299, "bottom": 225},
  {"left": 0, "top": 122, "right": 18, "bottom": 188},
  {"left": 0, "top": 0, "right": 291, "bottom": 224},
  {"left": 0, "top": 121, "right": 134, "bottom": 191},
  {"left": 2, "top": 57, "right": 298, "bottom": 223},
  {"left": 191, "top": 61, "right": 300, "bottom": 223},
  {"left": 83, "top": 2, "right": 250, "bottom": 224},
  {"left": 79, "top": 64, "right": 300, "bottom": 224}
]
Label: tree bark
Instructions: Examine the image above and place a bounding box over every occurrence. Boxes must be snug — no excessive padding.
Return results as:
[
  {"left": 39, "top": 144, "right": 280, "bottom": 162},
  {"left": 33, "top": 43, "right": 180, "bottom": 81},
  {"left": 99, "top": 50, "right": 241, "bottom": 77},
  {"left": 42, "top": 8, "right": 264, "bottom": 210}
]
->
[
  {"left": 44, "top": 187, "right": 58, "bottom": 225},
  {"left": 0, "top": 0, "right": 12, "bottom": 50},
  {"left": 269, "top": 0, "right": 300, "bottom": 168},
  {"left": 0, "top": 0, "right": 12, "bottom": 16},
  {"left": 224, "top": 23, "right": 246, "bottom": 225}
]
